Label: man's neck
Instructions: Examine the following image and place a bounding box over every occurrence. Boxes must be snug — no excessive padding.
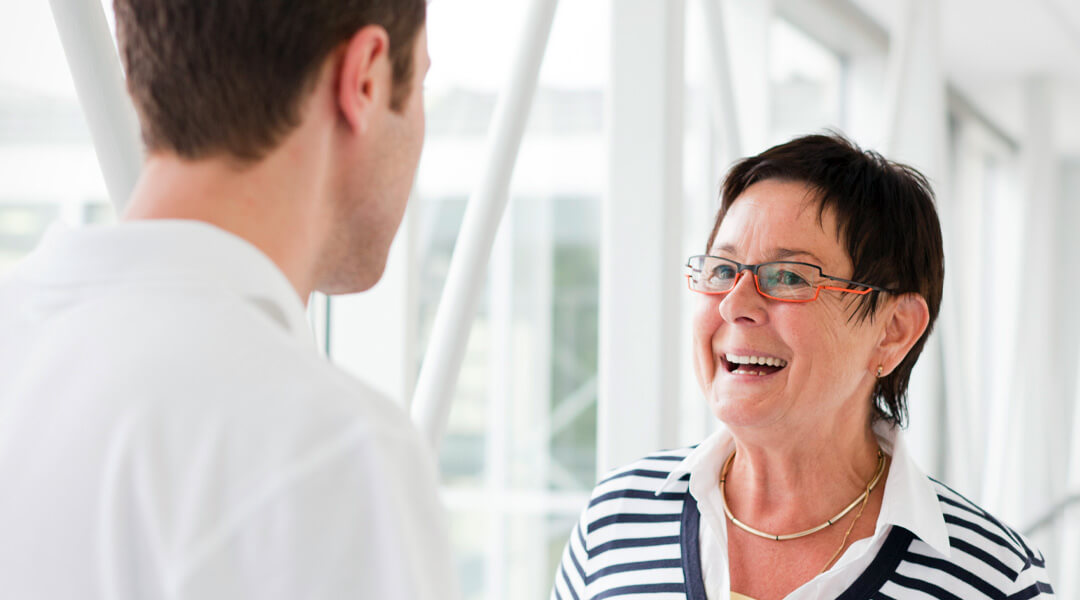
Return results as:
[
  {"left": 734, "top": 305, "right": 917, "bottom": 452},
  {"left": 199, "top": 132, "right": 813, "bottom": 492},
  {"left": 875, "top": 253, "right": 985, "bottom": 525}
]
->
[{"left": 123, "top": 147, "right": 331, "bottom": 304}]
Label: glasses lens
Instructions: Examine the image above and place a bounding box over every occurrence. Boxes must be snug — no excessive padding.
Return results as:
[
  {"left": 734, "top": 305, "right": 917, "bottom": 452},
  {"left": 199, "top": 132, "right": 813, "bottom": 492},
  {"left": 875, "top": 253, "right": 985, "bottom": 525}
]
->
[
  {"left": 688, "top": 256, "right": 738, "bottom": 292},
  {"left": 757, "top": 262, "right": 818, "bottom": 299}
]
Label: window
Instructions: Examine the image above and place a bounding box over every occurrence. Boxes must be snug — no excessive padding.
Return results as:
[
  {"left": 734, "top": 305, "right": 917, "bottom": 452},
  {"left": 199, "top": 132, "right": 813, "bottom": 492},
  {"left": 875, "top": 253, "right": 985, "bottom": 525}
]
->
[
  {"left": 0, "top": 3, "right": 111, "bottom": 275},
  {"left": 424, "top": 2, "right": 607, "bottom": 595}
]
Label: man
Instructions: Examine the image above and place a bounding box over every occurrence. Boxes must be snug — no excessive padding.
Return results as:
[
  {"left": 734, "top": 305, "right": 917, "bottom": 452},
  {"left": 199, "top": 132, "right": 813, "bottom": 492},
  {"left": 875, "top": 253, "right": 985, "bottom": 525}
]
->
[{"left": 0, "top": 1, "right": 457, "bottom": 598}]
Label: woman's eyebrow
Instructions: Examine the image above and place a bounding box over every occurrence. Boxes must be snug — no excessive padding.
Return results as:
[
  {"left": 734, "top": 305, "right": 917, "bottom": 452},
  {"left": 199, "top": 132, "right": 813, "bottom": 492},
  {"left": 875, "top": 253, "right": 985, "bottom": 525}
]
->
[
  {"left": 773, "top": 247, "right": 826, "bottom": 264},
  {"left": 713, "top": 243, "right": 739, "bottom": 256},
  {"left": 711, "top": 244, "right": 826, "bottom": 265}
]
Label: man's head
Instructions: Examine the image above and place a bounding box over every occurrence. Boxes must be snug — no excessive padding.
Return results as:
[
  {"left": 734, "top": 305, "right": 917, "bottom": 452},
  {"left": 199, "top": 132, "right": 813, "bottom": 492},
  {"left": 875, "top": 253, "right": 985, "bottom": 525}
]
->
[
  {"left": 115, "top": 0, "right": 429, "bottom": 294},
  {"left": 115, "top": 0, "right": 426, "bottom": 161}
]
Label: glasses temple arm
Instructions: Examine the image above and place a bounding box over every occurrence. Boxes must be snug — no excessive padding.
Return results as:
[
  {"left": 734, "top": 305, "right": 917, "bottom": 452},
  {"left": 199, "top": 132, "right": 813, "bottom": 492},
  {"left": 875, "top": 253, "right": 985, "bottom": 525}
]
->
[{"left": 820, "top": 274, "right": 896, "bottom": 294}]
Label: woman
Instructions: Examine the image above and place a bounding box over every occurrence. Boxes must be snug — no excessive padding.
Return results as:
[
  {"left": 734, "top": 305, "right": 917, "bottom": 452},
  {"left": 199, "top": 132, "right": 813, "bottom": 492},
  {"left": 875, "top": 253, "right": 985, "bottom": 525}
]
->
[{"left": 552, "top": 135, "right": 1053, "bottom": 600}]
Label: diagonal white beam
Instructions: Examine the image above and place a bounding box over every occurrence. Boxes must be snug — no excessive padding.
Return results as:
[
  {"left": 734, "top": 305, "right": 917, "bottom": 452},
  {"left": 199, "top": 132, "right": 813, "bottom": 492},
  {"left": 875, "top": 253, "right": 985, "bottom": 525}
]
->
[
  {"left": 411, "top": 0, "right": 560, "bottom": 450},
  {"left": 49, "top": 0, "right": 143, "bottom": 214}
]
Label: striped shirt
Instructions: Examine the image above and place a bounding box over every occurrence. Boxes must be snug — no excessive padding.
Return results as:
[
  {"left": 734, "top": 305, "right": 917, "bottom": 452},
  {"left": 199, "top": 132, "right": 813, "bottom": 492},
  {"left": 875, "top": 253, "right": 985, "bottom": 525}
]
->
[{"left": 553, "top": 434, "right": 1053, "bottom": 599}]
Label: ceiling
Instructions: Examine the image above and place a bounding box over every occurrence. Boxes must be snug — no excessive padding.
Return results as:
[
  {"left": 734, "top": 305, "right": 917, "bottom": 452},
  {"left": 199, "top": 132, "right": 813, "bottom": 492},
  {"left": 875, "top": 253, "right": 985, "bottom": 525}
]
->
[{"left": 850, "top": 0, "right": 1080, "bottom": 156}]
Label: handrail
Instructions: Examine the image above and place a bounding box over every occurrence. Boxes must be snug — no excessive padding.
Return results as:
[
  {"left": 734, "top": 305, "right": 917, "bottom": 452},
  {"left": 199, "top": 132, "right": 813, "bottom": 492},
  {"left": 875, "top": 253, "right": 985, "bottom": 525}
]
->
[{"left": 410, "top": 0, "right": 560, "bottom": 450}]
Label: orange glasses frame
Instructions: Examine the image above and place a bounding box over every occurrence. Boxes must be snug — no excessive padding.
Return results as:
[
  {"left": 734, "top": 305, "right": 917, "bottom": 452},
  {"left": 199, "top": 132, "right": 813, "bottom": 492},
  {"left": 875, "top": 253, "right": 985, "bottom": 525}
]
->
[{"left": 683, "top": 256, "right": 893, "bottom": 303}]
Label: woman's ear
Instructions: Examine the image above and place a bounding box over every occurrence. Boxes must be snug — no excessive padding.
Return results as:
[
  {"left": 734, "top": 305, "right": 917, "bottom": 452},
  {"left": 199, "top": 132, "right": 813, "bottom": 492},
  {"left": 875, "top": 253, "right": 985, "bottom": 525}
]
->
[{"left": 877, "top": 293, "right": 930, "bottom": 376}]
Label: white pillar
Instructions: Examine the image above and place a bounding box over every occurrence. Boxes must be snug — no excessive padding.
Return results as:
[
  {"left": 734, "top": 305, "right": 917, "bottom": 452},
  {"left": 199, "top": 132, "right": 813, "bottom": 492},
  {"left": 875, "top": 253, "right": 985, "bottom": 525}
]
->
[
  {"left": 1065, "top": 370, "right": 1080, "bottom": 599},
  {"left": 598, "top": 0, "right": 684, "bottom": 475},
  {"left": 49, "top": 0, "right": 143, "bottom": 214},
  {"left": 1064, "top": 156, "right": 1080, "bottom": 591}
]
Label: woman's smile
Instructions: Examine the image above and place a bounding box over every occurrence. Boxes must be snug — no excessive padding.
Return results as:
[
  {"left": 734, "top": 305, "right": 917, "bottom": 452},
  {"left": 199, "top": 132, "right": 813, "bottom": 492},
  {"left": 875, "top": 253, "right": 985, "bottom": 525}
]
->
[{"left": 717, "top": 351, "right": 789, "bottom": 378}]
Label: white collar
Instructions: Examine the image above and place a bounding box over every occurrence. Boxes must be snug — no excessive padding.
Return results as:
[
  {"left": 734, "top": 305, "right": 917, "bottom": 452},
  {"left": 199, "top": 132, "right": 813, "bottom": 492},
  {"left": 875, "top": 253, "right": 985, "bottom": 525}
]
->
[
  {"left": 656, "top": 420, "right": 952, "bottom": 559},
  {"left": 17, "top": 219, "right": 313, "bottom": 347}
]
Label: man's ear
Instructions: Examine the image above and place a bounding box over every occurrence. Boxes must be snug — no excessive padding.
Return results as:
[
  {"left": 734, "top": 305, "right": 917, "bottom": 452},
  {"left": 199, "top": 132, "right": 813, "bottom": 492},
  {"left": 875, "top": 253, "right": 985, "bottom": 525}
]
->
[
  {"left": 337, "top": 25, "right": 392, "bottom": 135},
  {"left": 876, "top": 293, "right": 930, "bottom": 376}
]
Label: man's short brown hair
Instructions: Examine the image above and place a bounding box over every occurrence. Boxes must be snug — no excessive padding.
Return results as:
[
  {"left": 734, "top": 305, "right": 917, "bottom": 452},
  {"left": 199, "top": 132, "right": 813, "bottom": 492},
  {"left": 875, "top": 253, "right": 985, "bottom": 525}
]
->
[{"left": 114, "top": 0, "right": 426, "bottom": 162}]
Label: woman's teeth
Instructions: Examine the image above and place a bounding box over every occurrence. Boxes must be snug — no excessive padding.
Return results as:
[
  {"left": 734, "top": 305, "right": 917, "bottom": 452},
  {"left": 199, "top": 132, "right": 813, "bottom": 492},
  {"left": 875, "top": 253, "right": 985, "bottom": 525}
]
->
[{"left": 725, "top": 354, "right": 788, "bottom": 375}]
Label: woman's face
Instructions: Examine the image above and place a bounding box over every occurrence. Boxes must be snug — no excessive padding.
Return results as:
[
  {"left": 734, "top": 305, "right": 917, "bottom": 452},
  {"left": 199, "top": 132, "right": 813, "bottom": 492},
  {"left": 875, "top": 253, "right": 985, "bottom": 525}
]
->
[{"left": 693, "top": 179, "right": 882, "bottom": 432}]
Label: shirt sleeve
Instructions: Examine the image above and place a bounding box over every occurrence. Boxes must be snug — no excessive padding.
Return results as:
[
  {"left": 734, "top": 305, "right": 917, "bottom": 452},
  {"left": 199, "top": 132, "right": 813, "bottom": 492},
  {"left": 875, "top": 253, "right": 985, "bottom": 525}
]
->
[
  {"left": 551, "top": 504, "right": 590, "bottom": 600},
  {"left": 1009, "top": 533, "right": 1055, "bottom": 598},
  {"left": 171, "top": 425, "right": 460, "bottom": 600}
]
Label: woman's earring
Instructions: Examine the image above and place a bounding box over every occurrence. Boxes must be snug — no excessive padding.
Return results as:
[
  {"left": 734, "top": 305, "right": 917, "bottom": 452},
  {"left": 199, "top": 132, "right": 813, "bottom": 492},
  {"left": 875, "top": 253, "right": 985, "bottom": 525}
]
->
[{"left": 876, "top": 365, "right": 884, "bottom": 378}]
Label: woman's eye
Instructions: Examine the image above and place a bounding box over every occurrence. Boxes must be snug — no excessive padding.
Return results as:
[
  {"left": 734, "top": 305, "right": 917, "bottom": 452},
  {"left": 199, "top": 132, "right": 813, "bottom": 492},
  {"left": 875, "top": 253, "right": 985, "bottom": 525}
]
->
[
  {"left": 714, "top": 266, "right": 736, "bottom": 280},
  {"left": 777, "top": 270, "right": 809, "bottom": 287}
]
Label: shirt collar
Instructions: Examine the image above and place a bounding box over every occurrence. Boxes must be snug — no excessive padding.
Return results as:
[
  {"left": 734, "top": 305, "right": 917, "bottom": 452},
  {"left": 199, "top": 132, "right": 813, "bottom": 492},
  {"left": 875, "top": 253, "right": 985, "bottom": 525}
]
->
[
  {"left": 17, "top": 219, "right": 313, "bottom": 347},
  {"left": 657, "top": 420, "right": 952, "bottom": 558},
  {"left": 874, "top": 421, "right": 952, "bottom": 557}
]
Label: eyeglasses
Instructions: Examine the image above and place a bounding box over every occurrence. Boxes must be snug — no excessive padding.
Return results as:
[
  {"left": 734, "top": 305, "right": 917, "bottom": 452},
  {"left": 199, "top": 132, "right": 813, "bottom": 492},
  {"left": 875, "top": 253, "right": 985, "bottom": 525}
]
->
[{"left": 684, "top": 255, "right": 894, "bottom": 303}]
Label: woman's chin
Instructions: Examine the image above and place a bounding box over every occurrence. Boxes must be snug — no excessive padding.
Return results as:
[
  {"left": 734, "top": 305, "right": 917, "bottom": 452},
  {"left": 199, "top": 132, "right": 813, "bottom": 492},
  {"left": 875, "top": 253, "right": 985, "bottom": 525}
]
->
[{"left": 708, "top": 387, "right": 784, "bottom": 429}]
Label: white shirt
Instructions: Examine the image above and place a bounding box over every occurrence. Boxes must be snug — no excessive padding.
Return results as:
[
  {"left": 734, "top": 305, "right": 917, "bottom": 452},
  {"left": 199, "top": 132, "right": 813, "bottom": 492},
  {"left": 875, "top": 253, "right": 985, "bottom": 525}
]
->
[
  {"left": 0, "top": 220, "right": 459, "bottom": 599},
  {"left": 659, "top": 421, "right": 952, "bottom": 600}
]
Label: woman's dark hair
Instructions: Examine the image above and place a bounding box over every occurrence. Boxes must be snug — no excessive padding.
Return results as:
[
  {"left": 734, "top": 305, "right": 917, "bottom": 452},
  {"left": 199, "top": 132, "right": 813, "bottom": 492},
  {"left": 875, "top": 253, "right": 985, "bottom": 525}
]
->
[{"left": 707, "top": 133, "right": 944, "bottom": 427}]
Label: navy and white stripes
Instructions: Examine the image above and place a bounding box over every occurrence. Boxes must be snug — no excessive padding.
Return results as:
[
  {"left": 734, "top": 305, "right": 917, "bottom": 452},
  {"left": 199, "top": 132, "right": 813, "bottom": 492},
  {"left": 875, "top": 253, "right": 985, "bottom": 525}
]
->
[{"left": 552, "top": 449, "right": 1053, "bottom": 599}]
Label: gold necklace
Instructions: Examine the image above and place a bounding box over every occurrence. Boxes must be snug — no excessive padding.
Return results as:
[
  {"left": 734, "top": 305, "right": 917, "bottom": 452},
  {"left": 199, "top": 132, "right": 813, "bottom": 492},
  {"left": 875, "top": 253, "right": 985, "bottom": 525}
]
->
[
  {"left": 719, "top": 448, "right": 885, "bottom": 543},
  {"left": 818, "top": 482, "right": 873, "bottom": 574}
]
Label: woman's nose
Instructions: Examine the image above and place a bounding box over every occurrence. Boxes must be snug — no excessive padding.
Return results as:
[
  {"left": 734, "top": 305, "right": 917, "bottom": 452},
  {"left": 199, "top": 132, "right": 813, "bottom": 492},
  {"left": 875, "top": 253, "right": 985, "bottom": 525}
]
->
[{"left": 717, "top": 271, "right": 768, "bottom": 325}]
